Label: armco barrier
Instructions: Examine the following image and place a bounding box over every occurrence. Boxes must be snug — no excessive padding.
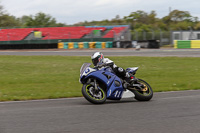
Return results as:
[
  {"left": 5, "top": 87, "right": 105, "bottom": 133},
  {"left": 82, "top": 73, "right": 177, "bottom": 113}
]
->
[
  {"left": 78, "top": 42, "right": 84, "bottom": 49},
  {"left": 68, "top": 42, "right": 74, "bottom": 49},
  {"left": 113, "top": 41, "right": 132, "bottom": 48},
  {"left": 137, "top": 40, "right": 160, "bottom": 48},
  {"left": 64, "top": 42, "right": 68, "bottom": 49},
  {"left": 106, "top": 42, "right": 113, "bottom": 48},
  {"left": 83, "top": 42, "right": 89, "bottom": 48},
  {"left": 102, "top": 42, "right": 106, "bottom": 48},
  {"left": 174, "top": 40, "right": 200, "bottom": 48},
  {"left": 0, "top": 43, "right": 57, "bottom": 49},
  {"left": 63, "top": 42, "right": 89, "bottom": 49},
  {"left": 174, "top": 40, "right": 191, "bottom": 48},
  {"left": 60, "top": 42, "right": 113, "bottom": 49},
  {"left": 0, "top": 38, "right": 113, "bottom": 49},
  {"left": 74, "top": 42, "right": 79, "bottom": 49},
  {"left": 95, "top": 42, "right": 102, "bottom": 48},
  {"left": 89, "top": 42, "right": 96, "bottom": 48},
  {"left": 191, "top": 40, "right": 200, "bottom": 48},
  {"left": 58, "top": 42, "right": 64, "bottom": 49}
]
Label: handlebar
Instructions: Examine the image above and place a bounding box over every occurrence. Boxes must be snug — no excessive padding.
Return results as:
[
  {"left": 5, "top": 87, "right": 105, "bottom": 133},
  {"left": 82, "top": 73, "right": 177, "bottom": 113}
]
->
[{"left": 94, "top": 63, "right": 107, "bottom": 69}]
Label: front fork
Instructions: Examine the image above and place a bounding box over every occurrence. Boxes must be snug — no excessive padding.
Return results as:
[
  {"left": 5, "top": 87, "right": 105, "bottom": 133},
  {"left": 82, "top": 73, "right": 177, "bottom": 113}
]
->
[
  {"left": 94, "top": 79, "right": 99, "bottom": 91},
  {"left": 87, "top": 78, "right": 101, "bottom": 92}
]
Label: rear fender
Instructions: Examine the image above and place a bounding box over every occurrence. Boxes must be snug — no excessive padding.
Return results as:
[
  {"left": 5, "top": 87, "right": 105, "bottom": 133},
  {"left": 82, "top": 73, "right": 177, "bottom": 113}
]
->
[{"left": 126, "top": 67, "right": 139, "bottom": 75}]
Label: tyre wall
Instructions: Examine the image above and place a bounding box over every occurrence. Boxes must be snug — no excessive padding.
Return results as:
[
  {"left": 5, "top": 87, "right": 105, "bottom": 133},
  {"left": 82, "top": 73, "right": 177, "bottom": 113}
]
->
[{"left": 174, "top": 40, "right": 200, "bottom": 48}]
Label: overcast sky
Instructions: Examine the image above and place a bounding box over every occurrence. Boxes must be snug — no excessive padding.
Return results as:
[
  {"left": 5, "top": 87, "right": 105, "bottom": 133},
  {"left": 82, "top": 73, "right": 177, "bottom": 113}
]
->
[{"left": 1, "top": 0, "right": 200, "bottom": 25}]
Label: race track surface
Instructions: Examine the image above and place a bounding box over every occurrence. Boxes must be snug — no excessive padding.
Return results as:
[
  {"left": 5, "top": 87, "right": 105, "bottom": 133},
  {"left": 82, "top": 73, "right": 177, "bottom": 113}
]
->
[
  {"left": 1, "top": 90, "right": 200, "bottom": 133},
  {"left": 0, "top": 48, "right": 200, "bottom": 57}
]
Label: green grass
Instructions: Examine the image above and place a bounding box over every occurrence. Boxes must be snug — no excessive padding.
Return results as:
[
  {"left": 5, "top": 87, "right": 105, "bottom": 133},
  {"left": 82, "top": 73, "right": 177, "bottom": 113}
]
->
[{"left": 0, "top": 55, "right": 200, "bottom": 101}]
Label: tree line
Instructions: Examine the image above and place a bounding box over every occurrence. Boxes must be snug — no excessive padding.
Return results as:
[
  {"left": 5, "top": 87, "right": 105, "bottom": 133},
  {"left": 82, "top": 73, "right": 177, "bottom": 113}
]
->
[
  {"left": 76, "top": 10, "right": 200, "bottom": 32},
  {"left": 0, "top": 3, "right": 200, "bottom": 32},
  {"left": 0, "top": 4, "right": 65, "bottom": 28}
]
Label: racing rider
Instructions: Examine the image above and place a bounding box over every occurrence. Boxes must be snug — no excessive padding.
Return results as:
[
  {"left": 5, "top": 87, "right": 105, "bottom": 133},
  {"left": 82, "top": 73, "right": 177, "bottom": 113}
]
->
[{"left": 91, "top": 52, "right": 134, "bottom": 84}]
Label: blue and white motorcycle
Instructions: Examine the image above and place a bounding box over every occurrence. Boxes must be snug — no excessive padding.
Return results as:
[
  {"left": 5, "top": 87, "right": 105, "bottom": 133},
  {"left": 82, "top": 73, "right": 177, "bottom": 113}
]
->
[{"left": 79, "top": 63, "right": 153, "bottom": 104}]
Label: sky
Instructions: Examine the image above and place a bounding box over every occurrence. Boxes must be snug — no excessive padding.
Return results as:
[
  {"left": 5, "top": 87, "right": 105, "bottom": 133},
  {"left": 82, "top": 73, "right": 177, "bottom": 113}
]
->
[{"left": 1, "top": 0, "right": 200, "bottom": 25}]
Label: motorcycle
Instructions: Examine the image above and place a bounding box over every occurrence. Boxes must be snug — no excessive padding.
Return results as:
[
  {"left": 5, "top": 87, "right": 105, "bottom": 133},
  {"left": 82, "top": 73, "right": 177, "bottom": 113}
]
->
[{"left": 79, "top": 63, "right": 153, "bottom": 104}]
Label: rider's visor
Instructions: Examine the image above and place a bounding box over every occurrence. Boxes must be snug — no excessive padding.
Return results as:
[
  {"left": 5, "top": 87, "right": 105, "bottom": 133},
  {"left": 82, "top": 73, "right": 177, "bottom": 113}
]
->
[{"left": 92, "top": 58, "right": 98, "bottom": 66}]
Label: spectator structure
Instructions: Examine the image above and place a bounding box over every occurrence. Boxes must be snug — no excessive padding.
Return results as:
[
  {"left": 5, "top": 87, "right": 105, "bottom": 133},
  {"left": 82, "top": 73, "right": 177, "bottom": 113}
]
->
[{"left": 0, "top": 26, "right": 128, "bottom": 41}]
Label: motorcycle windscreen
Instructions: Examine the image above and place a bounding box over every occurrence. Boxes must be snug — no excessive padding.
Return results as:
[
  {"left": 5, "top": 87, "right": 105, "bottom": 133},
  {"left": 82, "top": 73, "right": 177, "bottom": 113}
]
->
[{"left": 80, "top": 63, "right": 91, "bottom": 75}]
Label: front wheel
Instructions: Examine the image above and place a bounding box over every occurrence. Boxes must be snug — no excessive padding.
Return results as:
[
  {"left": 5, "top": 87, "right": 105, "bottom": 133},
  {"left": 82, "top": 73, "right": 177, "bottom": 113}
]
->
[
  {"left": 130, "top": 78, "right": 153, "bottom": 101},
  {"left": 82, "top": 83, "right": 106, "bottom": 104}
]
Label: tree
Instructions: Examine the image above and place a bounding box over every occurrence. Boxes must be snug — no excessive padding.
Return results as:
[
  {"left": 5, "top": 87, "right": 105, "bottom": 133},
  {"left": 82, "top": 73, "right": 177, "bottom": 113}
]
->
[
  {"left": 124, "top": 10, "right": 160, "bottom": 31},
  {"left": 0, "top": 15, "right": 21, "bottom": 27},
  {"left": 0, "top": 3, "right": 4, "bottom": 15},
  {"left": 170, "top": 10, "right": 193, "bottom": 22},
  {"left": 148, "top": 11, "right": 157, "bottom": 24},
  {"left": 162, "top": 9, "right": 199, "bottom": 30},
  {"left": 0, "top": 3, "right": 21, "bottom": 27},
  {"left": 194, "top": 22, "right": 200, "bottom": 30},
  {"left": 162, "top": 10, "right": 198, "bottom": 24},
  {"left": 110, "top": 15, "right": 125, "bottom": 25},
  {"left": 18, "top": 15, "right": 30, "bottom": 27},
  {"left": 25, "top": 12, "right": 58, "bottom": 27}
]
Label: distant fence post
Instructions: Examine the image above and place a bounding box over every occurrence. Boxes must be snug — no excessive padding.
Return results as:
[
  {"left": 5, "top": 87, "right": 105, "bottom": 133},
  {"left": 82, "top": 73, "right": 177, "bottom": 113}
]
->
[
  {"left": 143, "top": 30, "right": 146, "bottom": 40},
  {"left": 134, "top": 30, "right": 138, "bottom": 41},
  {"left": 160, "top": 29, "right": 163, "bottom": 46},
  {"left": 151, "top": 30, "right": 155, "bottom": 40}
]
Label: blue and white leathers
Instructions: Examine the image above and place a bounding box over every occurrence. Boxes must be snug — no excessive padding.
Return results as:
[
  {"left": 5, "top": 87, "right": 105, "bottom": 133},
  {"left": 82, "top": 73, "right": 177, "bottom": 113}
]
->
[{"left": 80, "top": 63, "right": 124, "bottom": 100}]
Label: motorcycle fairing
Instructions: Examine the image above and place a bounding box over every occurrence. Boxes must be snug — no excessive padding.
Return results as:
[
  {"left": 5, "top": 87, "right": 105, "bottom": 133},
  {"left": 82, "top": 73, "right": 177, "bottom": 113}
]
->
[{"left": 85, "top": 68, "right": 124, "bottom": 100}]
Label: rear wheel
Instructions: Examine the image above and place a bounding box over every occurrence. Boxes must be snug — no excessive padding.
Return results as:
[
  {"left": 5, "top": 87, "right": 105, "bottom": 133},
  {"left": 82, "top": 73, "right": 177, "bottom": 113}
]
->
[
  {"left": 130, "top": 78, "right": 153, "bottom": 101},
  {"left": 82, "top": 83, "right": 106, "bottom": 104}
]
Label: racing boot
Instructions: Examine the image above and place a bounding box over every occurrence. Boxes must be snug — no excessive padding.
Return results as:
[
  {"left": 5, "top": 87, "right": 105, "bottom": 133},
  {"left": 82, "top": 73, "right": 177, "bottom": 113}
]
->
[
  {"left": 123, "top": 72, "right": 137, "bottom": 89},
  {"left": 125, "top": 72, "right": 135, "bottom": 84}
]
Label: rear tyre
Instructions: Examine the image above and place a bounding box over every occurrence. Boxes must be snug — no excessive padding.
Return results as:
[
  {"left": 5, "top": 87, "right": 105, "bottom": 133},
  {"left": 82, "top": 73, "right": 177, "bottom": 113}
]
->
[
  {"left": 130, "top": 78, "right": 153, "bottom": 101},
  {"left": 82, "top": 83, "right": 106, "bottom": 104}
]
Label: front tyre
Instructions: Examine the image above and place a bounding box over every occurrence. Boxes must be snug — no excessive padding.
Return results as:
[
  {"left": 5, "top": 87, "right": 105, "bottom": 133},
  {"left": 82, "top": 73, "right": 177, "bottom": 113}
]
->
[
  {"left": 131, "top": 79, "right": 153, "bottom": 101},
  {"left": 82, "top": 84, "right": 106, "bottom": 104}
]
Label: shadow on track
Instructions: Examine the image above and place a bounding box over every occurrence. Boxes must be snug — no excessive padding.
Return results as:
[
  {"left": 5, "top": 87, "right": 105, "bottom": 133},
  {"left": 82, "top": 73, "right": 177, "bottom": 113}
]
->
[{"left": 79, "top": 98, "right": 141, "bottom": 105}]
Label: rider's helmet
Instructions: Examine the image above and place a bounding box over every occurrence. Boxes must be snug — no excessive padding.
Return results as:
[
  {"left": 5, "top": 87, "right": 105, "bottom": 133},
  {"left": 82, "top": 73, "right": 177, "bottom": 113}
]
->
[{"left": 91, "top": 52, "right": 104, "bottom": 66}]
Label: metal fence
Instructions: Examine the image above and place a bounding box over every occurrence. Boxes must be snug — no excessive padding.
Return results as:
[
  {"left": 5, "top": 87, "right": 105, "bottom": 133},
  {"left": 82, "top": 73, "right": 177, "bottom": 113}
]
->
[
  {"left": 131, "top": 30, "right": 171, "bottom": 46},
  {"left": 171, "top": 30, "right": 200, "bottom": 44}
]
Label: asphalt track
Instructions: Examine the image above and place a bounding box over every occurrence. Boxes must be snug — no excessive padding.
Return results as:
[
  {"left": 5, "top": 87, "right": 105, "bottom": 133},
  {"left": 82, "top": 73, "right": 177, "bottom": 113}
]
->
[
  {"left": 0, "top": 48, "right": 200, "bottom": 57},
  {"left": 1, "top": 90, "right": 200, "bottom": 133}
]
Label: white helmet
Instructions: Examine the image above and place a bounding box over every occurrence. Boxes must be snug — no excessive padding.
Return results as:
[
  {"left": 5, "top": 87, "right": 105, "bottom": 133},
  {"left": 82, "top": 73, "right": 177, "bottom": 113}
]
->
[{"left": 91, "top": 52, "right": 104, "bottom": 66}]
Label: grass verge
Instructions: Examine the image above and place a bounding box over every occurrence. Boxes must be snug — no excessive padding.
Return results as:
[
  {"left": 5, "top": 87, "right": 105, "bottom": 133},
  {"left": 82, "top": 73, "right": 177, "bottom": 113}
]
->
[{"left": 0, "top": 55, "right": 199, "bottom": 101}]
